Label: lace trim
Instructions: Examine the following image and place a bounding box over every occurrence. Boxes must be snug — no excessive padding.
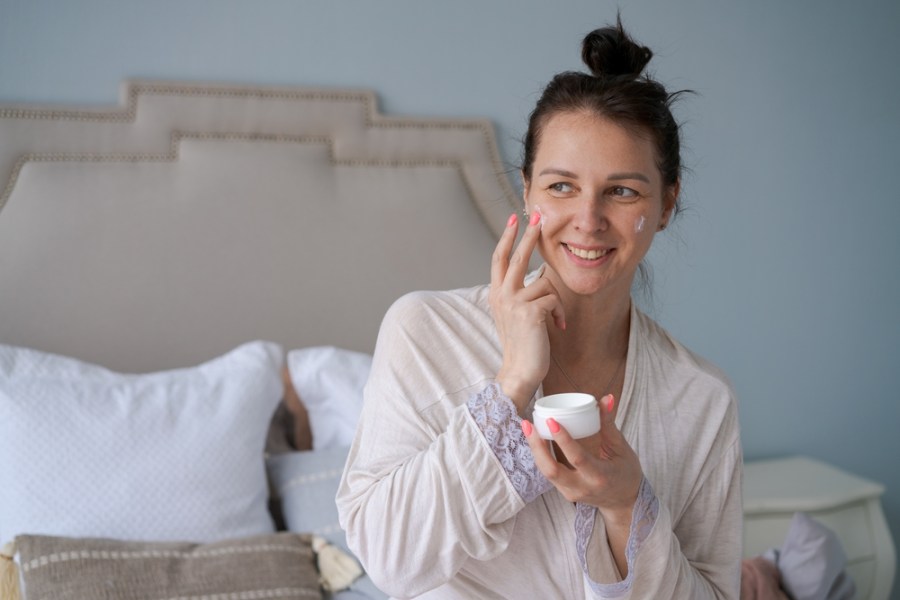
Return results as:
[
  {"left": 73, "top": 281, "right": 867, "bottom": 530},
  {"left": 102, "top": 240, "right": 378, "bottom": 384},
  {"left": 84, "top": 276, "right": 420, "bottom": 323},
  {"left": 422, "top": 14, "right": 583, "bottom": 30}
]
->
[
  {"left": 467, "top": 382, "right": 551, "bottom": 503},
  {"left": 575, "top": 476, "right": 660, "bottom": 598}
]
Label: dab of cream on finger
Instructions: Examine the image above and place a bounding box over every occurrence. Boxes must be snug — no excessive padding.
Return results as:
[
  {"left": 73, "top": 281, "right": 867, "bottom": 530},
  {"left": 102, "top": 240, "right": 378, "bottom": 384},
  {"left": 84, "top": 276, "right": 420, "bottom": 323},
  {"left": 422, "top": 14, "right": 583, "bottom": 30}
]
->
[{"left": 634, "top": 215, "right": 646, "bottom": 233}]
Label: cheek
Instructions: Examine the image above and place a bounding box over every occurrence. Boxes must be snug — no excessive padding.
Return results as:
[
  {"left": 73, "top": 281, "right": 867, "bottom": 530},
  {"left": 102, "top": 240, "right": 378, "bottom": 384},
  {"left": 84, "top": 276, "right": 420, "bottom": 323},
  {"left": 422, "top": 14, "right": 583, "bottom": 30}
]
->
[
  {"left": 634, "top": 215, "right": 646, "bottom": 233},
  {"left": 533, "top": 203, "right": 564, "bottom": 231},
  {"left": 628, "top": 213, "right": 659, "bottom": 255},
  {"left": 632, "top": 212, "right": 661, "bottom": 241}
]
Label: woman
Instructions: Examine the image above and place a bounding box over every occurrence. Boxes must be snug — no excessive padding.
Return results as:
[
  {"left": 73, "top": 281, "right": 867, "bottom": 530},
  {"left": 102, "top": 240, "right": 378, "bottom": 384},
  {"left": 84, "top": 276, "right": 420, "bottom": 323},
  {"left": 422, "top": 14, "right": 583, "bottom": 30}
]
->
[{"left": 337, "top": 19, "right": 742, "bottom": 600}]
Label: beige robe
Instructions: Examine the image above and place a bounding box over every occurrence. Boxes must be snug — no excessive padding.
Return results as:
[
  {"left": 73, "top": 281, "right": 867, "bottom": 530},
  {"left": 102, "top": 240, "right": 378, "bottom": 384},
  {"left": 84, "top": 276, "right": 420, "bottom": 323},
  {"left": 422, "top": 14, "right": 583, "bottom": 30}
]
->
[{"left": 337, "top": 279, "right": 742, "bottom": 599}]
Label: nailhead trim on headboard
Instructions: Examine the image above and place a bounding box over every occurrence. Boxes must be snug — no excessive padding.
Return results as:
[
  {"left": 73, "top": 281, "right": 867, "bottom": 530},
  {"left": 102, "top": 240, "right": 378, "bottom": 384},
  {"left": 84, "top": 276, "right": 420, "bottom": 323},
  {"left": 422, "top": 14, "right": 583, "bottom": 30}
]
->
[{"left": 0, "top": 81, "right": 518, "bottom": 236}]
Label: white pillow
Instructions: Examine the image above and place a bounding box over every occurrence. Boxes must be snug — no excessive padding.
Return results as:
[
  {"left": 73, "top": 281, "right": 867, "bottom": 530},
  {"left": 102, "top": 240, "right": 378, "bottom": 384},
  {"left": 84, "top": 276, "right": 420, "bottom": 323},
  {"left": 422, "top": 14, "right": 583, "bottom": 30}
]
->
[
  {"left": 286, "top": 346, "right": 372, "bottom": 450},
  {"left": 0, "top": 341, "right": 284, "bottom": 545}
]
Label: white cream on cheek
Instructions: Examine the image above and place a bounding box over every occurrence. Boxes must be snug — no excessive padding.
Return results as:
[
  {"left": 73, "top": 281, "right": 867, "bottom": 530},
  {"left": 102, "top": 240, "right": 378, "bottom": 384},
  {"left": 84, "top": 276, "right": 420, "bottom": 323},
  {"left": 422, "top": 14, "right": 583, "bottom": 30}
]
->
[
  {"left": 534, "top": 205, "right": 546, "bottom": 229},
  {"left": 634, "top": 214, "right": 646, "bottom": 233}
]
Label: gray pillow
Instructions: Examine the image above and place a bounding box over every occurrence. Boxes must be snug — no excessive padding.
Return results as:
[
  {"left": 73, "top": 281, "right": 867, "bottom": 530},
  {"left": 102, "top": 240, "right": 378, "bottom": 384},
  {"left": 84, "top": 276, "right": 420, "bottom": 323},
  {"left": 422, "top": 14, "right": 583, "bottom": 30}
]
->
[
  {"left": 15, "top": 532, "right": 321, "bottom": 600},
  {"left": 268, "top": 448, "right": 387, "bottom": 600},
  {"left": 768, "top": 512, "right": 856, "bottom": 600}
]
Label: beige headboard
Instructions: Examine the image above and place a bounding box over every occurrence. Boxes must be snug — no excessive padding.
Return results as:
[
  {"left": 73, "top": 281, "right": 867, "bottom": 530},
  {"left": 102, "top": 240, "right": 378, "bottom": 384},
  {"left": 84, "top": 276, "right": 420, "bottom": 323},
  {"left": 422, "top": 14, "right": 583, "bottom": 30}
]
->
[{"left": 0, "top": 81, "right": 519, "bottom": 372}]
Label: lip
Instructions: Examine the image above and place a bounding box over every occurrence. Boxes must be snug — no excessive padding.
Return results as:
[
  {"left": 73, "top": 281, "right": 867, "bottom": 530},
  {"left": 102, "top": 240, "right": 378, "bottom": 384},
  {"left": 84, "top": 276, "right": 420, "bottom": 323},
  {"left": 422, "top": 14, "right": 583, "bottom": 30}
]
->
[{"left": 562, "top": 242, "right": 615, "bottom": 266}]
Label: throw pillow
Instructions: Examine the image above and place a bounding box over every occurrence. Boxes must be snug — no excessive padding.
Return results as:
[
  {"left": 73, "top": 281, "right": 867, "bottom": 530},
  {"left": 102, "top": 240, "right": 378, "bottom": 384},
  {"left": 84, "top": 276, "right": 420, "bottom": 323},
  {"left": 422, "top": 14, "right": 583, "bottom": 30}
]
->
[
  {"left": 286, "top": 347, "right": 371, "bottom": 450},
  {"left": 0, "top": 341, "right": 283, "bottom": 545},
  {"left": 14, "top": 532, "right": 320, "bottom": 600}
]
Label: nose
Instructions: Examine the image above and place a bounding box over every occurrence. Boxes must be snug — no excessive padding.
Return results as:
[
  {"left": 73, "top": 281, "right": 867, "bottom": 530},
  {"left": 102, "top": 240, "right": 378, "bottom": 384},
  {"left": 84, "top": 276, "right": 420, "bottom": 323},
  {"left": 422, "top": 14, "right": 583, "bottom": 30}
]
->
[{"left": 573, "top": 193, "right": 608, "bottom": 233}]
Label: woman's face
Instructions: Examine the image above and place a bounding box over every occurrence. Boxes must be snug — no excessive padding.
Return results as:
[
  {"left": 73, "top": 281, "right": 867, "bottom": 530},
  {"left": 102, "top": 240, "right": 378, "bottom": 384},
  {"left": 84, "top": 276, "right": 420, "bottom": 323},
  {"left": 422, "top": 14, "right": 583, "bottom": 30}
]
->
[{"left": 524, "top": 110, "right": 676, "bottom": 300}]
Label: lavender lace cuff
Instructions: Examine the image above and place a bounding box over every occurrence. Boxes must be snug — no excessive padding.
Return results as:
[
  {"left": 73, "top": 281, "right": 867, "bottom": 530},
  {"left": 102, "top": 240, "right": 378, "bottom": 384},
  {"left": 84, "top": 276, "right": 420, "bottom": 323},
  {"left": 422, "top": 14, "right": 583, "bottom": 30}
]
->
[
  {"left": 467, "top": 382, "right": 551, "bottom": 503},
  {"left": 575, "top": 476, "right": 660, "bottom": 598}
]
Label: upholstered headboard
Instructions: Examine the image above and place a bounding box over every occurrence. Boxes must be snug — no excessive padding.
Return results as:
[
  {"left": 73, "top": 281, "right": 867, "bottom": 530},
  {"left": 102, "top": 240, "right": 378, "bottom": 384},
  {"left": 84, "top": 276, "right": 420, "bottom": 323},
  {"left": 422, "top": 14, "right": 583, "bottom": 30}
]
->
[{"left": 0, "top": 81, "right": 519, "bottom": 372}]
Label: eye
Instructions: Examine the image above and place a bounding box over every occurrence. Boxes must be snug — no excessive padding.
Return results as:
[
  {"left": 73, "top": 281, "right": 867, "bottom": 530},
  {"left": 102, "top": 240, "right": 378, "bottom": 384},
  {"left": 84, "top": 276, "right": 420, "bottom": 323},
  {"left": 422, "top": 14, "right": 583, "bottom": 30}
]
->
[
  {"left": 548, "top": 182, "right": 575, "bottom": 194},
  {"left": 610, "top": 186, "right": 639, "bottom": 200}
]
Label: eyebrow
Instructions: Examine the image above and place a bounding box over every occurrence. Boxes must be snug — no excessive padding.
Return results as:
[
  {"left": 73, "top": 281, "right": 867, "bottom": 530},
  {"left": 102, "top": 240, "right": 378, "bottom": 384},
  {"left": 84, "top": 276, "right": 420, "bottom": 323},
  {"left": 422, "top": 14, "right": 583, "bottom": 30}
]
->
[
  {"left": 537, "top": 167, "right": 578, "bottom": 178},
  {"left": 608, "top": 172, "right": 651, "bottom": 183},
  {"left": 537, "top": 168, "right": 651, "bottom": 184}
]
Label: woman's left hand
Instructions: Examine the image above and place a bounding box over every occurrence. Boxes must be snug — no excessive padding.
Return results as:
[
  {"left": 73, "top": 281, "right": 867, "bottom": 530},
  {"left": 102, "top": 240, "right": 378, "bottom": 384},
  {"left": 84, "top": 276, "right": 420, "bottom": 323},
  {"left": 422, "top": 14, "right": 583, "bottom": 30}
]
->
[{"left": 523, "top": 394, "right": 642, "bottom": 521}]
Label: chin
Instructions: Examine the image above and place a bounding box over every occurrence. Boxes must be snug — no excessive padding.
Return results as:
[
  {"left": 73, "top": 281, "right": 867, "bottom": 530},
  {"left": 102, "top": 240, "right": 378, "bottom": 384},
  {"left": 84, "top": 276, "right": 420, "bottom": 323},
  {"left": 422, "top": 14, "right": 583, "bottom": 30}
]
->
[
  {"left": 555, "top": 266, "right": 634, "bottom": 300},
  {"left": 569, "top": 282, "right": 608, "bottom": 297},
  {"left": 556, "top": 273, "right": 608, "bottom": 297}
]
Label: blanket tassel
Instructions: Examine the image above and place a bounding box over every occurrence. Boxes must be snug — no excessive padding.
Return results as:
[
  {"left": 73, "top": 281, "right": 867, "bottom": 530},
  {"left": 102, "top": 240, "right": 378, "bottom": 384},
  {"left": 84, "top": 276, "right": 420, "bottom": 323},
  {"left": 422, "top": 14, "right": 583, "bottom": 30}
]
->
[
  {"left": 0, "top": 540, "right": 20, "bottom": 600},
  {"left": 312, "top": 536, "right": 363, "bottom": 593}
]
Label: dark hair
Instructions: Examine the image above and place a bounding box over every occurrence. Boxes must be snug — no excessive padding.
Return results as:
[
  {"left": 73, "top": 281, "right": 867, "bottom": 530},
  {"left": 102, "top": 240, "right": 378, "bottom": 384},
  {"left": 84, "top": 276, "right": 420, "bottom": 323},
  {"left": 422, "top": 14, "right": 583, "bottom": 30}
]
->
[{"left": 521, "top": 17, "right": 687, "bottom": 216}]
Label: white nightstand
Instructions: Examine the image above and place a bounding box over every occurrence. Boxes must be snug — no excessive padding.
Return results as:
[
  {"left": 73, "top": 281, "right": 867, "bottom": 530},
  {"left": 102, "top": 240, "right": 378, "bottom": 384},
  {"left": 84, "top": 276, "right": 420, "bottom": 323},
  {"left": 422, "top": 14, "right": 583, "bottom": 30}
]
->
[{"left": 743, "top": 456, "right": 896, "bottom": 600}]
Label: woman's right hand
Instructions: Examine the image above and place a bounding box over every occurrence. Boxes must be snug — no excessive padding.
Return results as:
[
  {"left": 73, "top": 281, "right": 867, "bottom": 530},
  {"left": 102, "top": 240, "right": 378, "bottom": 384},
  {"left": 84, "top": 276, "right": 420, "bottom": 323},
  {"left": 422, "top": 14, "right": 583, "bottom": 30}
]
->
[{"left": 489, "top": 212, "right": 566, "bottom": 414}]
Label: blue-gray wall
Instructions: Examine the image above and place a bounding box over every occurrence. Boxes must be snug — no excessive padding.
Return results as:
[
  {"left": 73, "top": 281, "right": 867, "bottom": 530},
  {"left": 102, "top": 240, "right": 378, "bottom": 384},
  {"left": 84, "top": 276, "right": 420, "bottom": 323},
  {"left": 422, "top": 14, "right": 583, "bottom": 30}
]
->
[{"left": 2, "top": 0, "right": 898, "bottom": 594}]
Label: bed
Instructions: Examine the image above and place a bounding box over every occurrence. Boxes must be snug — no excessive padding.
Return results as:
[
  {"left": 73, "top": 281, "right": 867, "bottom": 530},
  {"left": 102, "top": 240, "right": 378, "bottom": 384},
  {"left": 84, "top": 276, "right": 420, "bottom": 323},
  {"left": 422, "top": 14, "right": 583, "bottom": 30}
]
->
[
  {"left": 0, "top": 80, "right": 515, "bottom": 599},
  {"left": 0, "top": 81, "right": 894, "bottom": 599}
]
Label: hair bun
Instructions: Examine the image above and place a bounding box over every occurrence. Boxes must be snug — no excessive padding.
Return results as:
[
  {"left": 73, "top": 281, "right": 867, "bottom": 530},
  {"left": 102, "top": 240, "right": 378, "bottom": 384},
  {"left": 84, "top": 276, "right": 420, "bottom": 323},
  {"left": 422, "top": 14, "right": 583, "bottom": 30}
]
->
[{"left": 581, "top": 18, "right": 652, "bottom": 79}]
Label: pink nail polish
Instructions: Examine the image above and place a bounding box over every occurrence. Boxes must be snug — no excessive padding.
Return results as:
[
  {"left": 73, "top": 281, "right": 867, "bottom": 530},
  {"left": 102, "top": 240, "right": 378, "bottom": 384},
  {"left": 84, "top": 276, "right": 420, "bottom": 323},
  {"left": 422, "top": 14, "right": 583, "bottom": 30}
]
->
[
  {"left": 521, "top": 420, "right": 533, "bottom": 437},
  {"left": 507, "top": 213, "right": 518, "bottom": 228},
  {"left": 547, "top": 418, "right": 560, "bottom": 434},
  {"left": 529, "top": 211, "right": 541, "bottom": 227},
  {"left": 605, "top": 395, "right": 615, "bottom": 413}
]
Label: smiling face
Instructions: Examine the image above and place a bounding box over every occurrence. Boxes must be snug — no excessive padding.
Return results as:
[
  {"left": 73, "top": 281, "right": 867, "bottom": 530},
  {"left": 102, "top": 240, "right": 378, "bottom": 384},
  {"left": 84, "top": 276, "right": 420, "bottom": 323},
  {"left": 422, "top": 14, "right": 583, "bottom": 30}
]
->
[{"left": 524, "top": 110, "right": 677, "bottom": 302}]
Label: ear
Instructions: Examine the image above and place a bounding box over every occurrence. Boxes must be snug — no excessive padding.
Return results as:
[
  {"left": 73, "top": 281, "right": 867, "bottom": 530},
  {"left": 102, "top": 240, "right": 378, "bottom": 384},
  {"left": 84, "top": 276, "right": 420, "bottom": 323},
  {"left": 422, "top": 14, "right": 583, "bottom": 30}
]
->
[{"left": 661, "top": 179, "right": 680, "bottom": 225}]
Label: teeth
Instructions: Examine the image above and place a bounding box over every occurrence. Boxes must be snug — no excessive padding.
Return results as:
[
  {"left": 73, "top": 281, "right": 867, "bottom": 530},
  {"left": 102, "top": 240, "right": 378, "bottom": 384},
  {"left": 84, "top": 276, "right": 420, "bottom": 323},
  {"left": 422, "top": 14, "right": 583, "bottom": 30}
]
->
[{"left": 566, "top": 244, "right": 610, "bottom": 260}]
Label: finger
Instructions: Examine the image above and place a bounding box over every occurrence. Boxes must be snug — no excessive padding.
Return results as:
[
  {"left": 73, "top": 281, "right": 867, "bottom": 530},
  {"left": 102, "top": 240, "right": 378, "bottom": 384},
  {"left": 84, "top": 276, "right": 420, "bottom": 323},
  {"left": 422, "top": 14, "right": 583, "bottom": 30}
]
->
[
  {"left": 501, "top": 290, "right": 561, "bottom": 332},
  {"left": 504, "top": 210, "right": 542, "bottom": 290},
  {"left": 536, "top": 275, "right": 567, "bottom": 331},
  {"left": 516, "top": 277, "right": 557, "bottom": 301},
  {"left": 490, "top": 213, "right": 521, "bottom": 289},
  {"left": 546, "top": 418, "right": 592, "bottom": 472},
  {"left": 521, "top": 419, "right": 566, "bottom": 480},
  {"left": 598, "top": 394, "right": 619, "bottom": 435},
  {"left": 530, "top": 293, "right": 567, "bottom": 331}
]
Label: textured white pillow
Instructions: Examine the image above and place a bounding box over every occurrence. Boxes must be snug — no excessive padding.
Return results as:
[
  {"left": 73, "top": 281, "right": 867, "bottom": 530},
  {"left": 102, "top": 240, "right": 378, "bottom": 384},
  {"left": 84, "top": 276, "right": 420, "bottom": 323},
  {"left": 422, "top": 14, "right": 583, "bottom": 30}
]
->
[
  {"left": 0, "top": 341, "right": 284, "bottom": 545},
  {"left": 286, "top": 346, "right": 372, "bottom": 450}
]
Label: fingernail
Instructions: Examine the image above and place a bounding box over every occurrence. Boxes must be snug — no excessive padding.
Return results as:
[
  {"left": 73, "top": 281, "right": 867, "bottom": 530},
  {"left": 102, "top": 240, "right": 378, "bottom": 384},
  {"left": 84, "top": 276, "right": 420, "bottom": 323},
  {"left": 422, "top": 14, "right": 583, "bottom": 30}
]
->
[
  {"left": 507, "top": 213, "right": 518, "bottom": 228},
  {"left": 529, "top": 211, "right": 541, "bottom": 227},
  {"left": 547, "top": 418, "right": 560, "bottom": 434},
  {"left": 521, "top": 420, "right": 533, "bottom": 437},
  {"left": 605, "top": 395, "right": 614, "bottom": 413}
]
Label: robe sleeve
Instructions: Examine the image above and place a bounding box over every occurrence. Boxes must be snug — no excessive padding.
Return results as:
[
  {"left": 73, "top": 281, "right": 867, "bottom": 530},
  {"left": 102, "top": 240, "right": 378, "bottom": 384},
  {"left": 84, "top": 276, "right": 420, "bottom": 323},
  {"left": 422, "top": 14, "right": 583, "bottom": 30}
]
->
[
  {"left": 467, "top": 381, "right": 553, "bottom": 503},
  {"left": 335, "top": 293, "right": 528, "bottom": 598},
  {"left": 579, "top": 437, "right": 743, "bottom": 599}
]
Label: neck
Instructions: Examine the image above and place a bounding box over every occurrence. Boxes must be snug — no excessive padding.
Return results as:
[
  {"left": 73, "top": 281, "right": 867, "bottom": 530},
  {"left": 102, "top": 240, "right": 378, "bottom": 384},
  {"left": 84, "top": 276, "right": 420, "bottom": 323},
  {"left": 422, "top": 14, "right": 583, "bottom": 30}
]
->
[
  {"left": 545, "top": 305, "right": 630, "bottom": 400},
  {"left": 551, "top": 308, "right": 630, "bottom": 365},
  {"left": 548, "top": 284, "right": 631, "bottom": 366}
]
